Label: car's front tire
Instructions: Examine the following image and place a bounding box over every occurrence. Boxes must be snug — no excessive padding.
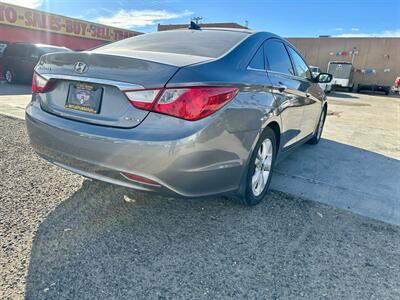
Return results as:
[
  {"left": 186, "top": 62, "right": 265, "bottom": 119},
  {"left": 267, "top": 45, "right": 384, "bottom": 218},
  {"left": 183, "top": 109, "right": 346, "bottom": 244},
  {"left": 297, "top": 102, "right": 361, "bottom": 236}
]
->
[
  {"left": 4, "top": 68, "right": 14, "bottom": 84},
  {"left": 242, "top": 127, "right": 276, "bottom": 206},
  {"left": 308, "top": 106, "right": 326, "bottom": 145}
]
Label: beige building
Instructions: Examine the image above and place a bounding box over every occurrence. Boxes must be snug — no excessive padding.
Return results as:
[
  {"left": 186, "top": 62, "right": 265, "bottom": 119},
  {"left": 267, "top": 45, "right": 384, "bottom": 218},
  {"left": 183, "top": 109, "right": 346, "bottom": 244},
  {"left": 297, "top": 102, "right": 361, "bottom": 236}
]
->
[{"left": 288, "top": 37, "right": 400, "bottom": 87}]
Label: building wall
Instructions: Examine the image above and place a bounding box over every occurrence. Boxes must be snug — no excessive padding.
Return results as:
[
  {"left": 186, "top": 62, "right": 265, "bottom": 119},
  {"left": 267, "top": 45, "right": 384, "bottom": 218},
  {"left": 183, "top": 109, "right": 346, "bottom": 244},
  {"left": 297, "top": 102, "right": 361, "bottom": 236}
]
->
[
  {"left": 0, "top": 24, "right": 106, "bottom": 50},
  {"left": 0, "top": 2, "right": 141, "bottom": 79},
  {"left": 0, "top": 2, "right": 140, "bottom": 50},
  {"left": 288, "top": 37, "right": 400, "bottom": 87}
]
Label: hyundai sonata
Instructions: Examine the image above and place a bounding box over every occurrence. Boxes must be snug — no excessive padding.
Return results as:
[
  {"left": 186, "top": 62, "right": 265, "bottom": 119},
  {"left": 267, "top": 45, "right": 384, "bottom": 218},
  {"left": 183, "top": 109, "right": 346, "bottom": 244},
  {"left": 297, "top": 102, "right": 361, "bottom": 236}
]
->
[{"left": 26, "top": 27, "right": 332, "bottom": 205}]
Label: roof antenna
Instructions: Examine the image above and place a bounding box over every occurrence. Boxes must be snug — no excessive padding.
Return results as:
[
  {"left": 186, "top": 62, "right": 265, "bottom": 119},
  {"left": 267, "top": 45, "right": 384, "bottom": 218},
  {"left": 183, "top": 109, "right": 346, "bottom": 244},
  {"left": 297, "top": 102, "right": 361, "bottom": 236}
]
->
[
  {"left": 189, "top": 17, "right": 202, "bottom": 30},
  {"left": 188, "top": 21, "right": 201, "bottom": 30}
]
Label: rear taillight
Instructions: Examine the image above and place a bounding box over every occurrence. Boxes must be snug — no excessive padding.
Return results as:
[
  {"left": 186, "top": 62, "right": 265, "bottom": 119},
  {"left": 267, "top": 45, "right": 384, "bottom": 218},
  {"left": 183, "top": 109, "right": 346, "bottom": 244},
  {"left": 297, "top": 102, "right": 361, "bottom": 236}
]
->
[
  {"left": 124, "top": 87, "right": 238, "bottom": 121},
  {"left": 32, "top": 72, "right": 54, "bottom": 93},
  {"left": 124, "top": 89, "right": 162, "bottom": 110},
  {"left": 153, "top": 87, "right": 239, "bottom": 121}
]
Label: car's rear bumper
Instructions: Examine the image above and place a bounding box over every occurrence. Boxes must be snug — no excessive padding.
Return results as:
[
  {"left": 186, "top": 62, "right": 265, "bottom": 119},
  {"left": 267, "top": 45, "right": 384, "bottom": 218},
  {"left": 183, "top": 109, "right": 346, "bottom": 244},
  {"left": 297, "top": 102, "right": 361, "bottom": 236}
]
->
[{"left": 25, "top": 99, "right": 257, "bottom": 197}]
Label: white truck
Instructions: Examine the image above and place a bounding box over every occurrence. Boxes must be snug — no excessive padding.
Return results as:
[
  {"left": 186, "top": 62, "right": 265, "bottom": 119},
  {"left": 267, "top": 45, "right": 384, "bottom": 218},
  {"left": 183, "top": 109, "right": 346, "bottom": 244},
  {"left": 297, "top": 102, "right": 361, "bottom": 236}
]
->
[{"left": 327, "top": 61, "right": 354, "bottom": 92}]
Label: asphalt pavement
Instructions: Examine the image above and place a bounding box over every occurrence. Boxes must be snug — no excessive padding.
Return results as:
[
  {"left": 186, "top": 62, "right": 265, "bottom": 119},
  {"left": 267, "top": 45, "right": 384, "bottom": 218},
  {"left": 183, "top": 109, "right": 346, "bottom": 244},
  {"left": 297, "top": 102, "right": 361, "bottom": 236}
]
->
[
  {"left": 1, "top": 115, "right": 400, "bottom": 299},
  {"left": 2, "top": 84, "right": 399, "bottom": 225},
  {"left": 272, "top": 91, "right": 400, "bottom": 225}
]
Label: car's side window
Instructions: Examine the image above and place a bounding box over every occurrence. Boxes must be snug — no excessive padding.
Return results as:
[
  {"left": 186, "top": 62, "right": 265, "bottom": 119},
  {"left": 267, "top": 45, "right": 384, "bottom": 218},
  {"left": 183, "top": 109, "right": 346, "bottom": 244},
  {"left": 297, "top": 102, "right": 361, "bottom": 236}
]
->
[
  {"left": 264, "top": 40, "right": 294, "bottom": 75},
  {"left": 286, "top": 46, "right": 312, "bottom": 79},
  {"left": 13, "top": 46, "right": 28, "bottom": 57},
  {"left": 248, "top": 45, "right": 264, "bottom": 70},
  {"left": 31, "top": 47, "right": 41, "bottom": 58},
  {"left": 3, "top": 45, "right": 14, "bottom": 57}
]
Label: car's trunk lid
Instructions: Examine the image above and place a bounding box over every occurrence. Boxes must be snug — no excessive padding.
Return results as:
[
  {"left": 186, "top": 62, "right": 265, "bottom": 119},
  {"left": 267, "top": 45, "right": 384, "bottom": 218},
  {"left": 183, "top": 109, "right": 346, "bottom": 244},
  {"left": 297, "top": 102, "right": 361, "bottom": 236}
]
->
[{"left": 35, "top": 52, "right": 180, "bottom": 128}]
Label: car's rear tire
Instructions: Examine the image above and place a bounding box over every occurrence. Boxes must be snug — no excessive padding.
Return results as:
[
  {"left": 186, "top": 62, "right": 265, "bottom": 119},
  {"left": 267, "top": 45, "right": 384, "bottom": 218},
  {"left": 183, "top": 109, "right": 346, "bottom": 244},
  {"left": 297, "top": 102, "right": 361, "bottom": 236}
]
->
[
  {"left": 308, "top": 106, "right": 326, "bottom": 145},
  {"left": 4, "top": 69, "right": 14, "bottom": 84},
  {"left": 241, "top": 127, "right": 276, "bottom": 206}
]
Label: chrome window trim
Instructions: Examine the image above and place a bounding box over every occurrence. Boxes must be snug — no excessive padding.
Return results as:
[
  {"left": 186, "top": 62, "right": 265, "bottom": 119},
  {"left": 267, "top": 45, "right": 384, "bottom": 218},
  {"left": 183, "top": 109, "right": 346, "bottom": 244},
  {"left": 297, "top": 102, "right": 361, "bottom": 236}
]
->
[
  {"left": 267, "top": 70, "right": 313, "bottom": 82},
  {"left": 246, "top": 66, "right": 266, "bottom": 72},
  {"left": 40, "top": 74, "right": 144, "bottom": 91}
]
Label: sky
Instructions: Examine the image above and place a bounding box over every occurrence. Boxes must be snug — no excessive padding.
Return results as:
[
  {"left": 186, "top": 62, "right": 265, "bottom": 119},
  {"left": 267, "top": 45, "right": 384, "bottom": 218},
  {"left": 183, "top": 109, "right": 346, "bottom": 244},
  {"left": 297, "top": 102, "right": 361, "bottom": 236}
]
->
[{"left": 3, "top": 0, "right": 400, "bottom": 37}]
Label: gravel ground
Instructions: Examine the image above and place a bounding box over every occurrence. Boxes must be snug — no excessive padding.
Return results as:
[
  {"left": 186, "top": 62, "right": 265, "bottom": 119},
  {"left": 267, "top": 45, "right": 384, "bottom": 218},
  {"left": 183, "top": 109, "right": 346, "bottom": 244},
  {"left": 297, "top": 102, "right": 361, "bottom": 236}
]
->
[
  {"left": 1, "top": 115, "right": 400, "bottom": 299},
  {"left": 0, "top": 115, "right": 82, "bottom": 299}
]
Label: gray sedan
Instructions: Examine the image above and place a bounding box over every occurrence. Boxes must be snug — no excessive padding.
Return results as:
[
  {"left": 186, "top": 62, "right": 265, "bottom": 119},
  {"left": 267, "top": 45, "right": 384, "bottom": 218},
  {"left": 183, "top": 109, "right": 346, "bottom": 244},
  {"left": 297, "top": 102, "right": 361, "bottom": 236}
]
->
[{"left": 26, "top": 28, "right": 331, "bottom": 205}]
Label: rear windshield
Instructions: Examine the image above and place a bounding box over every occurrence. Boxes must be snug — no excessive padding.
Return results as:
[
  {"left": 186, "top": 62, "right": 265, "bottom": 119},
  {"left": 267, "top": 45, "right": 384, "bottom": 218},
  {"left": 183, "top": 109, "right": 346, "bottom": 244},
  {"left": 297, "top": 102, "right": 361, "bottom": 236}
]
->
[{"left": 96, "top": 30, "right": 249, "bottom": 58}]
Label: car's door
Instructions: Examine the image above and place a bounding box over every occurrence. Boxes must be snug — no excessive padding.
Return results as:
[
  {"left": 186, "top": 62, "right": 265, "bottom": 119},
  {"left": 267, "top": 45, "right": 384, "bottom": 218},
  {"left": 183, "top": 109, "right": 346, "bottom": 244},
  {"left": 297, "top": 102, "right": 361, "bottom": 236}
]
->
[
  {"left": 264, "top": 39, "right": 305, "bottom": 150},
  {"left": 24, "top": 45, "right": 41, "bottom": 80},
  {"left": 18, "top": 44, "right": 38, "bottom": 81},
  {"left": 286, "top": 45, "right": 322, "bottom": 139},
  {"left": 3, "top": 44, "right": 17, "bottom": 70},
  {"left": 9, "top": 45, "right": 28, "bottom": 79}
]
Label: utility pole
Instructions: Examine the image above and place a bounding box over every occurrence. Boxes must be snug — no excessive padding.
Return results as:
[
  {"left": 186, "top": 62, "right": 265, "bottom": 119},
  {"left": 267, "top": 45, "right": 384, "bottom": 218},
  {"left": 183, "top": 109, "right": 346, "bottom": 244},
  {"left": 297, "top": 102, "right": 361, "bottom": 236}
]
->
[{"left": 191, "top": 17, "right": 203, "bottom": 24}]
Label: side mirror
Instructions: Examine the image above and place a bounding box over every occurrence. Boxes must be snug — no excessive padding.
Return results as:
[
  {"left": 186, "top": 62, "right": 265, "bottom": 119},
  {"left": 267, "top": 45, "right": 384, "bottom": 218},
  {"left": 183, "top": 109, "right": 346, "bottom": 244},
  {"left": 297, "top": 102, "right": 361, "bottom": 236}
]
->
[{"left": 316, "top": 72, "right": 332, "bottom": 83}]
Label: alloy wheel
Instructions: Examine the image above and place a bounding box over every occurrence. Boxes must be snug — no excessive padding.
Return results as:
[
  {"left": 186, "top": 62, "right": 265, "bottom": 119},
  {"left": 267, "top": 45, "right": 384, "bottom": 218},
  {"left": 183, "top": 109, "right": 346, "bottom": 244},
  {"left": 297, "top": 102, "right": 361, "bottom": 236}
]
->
[
  {"left": 251, "top": 138, "right": 273, "bottom": 196},
  {"left": 5, "top": 70, "right": 12, "bottom": 83}
]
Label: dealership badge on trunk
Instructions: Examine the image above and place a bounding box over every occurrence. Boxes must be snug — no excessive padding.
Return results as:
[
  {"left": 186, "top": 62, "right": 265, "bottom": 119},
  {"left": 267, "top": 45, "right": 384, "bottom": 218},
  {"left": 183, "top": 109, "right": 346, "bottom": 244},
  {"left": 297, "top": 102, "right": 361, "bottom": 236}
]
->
[
  {"left": 76, "top": 90, "right": 91, "bottom": 104},
  {"left": 74, "top": 62, "right": 88, "bottom": 74}
]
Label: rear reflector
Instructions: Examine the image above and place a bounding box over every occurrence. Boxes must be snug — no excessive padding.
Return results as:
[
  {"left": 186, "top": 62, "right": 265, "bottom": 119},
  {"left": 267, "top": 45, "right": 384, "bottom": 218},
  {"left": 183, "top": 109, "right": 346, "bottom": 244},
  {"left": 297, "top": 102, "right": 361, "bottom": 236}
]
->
[
  {"left": 32, "top": 72, "right": 54, "bottom": 93},
  {"left": 121, "top": 172, "right": 162, "bottom": 187},
  {"left": 124, "top": 87, "right": 238, "bottom": 121}
]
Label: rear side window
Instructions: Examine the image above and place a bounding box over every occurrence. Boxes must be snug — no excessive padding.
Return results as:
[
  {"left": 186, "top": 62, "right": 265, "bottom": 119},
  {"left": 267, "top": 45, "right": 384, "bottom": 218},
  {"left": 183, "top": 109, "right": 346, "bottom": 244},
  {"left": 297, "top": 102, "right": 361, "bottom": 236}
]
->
[
  {"left": 0, "top": 43, "right": 8, "bottom": 58},
  {"left": 248, "top": 46, "right": 264, "bottom": 70},
  {"left": 264, "top": 41, "right": 294, "bottom": 75},
  {"left": 5, "top": 45, "right": 18, "bottom": 57},
  {"left": 96, "top": 30, "right": 249, "bottom": 58},
  {"left": 13, "top": 45, "right": 29, "bottom": 57},
  {"left": 287, "top": 46, "right": 311, "bottom": 79},
  {"left": 2, "top": 44, "right": 13, "bottom": 57}
]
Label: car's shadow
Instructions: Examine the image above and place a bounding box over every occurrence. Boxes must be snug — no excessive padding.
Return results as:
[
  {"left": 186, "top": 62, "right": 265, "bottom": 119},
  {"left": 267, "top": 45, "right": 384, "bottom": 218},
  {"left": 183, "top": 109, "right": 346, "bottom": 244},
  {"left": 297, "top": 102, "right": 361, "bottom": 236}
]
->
[
  {"left": 327, "top": 91, "right": 359, "bottom": 99},
  {"left": 24, "top": 140, "right": 400, "bottom": 299},
  {"left": 272, "top": 138, "right": 400, "bottom": 225}
]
